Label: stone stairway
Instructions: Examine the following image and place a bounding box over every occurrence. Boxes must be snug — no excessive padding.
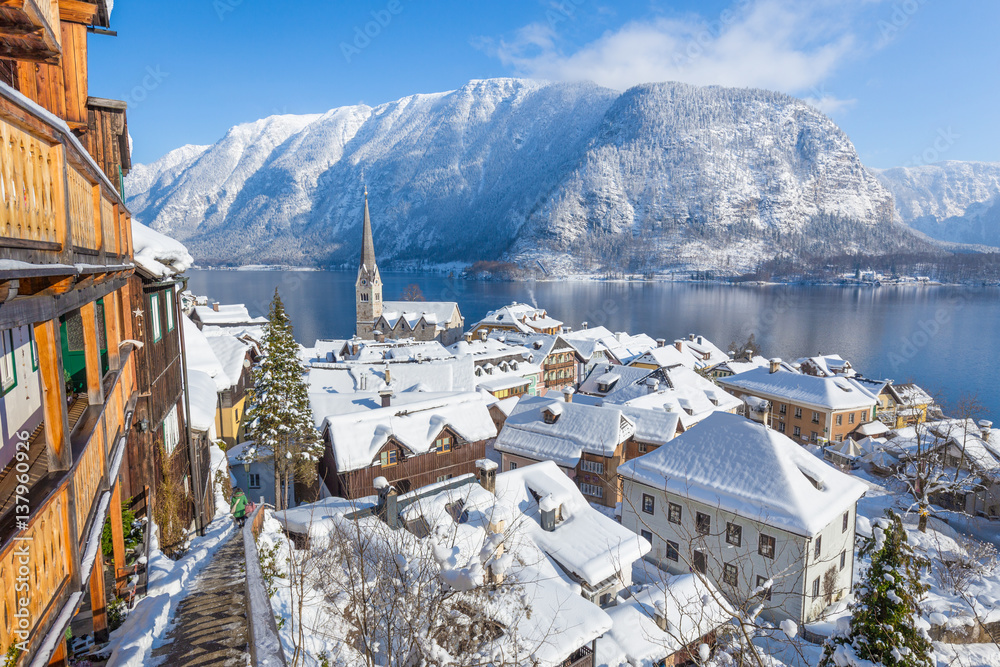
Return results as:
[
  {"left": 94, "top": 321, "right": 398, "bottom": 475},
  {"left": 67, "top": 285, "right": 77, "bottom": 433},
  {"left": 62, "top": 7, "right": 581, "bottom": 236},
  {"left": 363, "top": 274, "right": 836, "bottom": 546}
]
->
[{"left": 150, "top": 531, "right": 249, "bottom": 666}]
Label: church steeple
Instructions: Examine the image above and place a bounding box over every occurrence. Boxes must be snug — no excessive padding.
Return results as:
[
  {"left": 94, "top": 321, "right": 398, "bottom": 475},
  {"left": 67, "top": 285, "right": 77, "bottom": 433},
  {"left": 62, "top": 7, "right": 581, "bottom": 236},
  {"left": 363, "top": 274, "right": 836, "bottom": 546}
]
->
[{"left": 356, "top": 186, "right": 382, "bottom": 339}]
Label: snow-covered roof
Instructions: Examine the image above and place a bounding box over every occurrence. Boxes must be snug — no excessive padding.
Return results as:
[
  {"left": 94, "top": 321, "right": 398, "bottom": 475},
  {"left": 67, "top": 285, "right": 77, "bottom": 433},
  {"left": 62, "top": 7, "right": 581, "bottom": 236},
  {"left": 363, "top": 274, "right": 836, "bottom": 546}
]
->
[
  {"left": 192, "top": 303, "right": 268, "bottom": 326},
  {"left": 307, "top": 356, "right": 476, "bottom": 402},
  {"left": 855, "top": 420, "right": 890, "bottom": 437},
  {"left": 562, "top": 326, "right": 658, "bottom": 365},
  {"left": 629, "top": 344, "right": 696, "bottom": 370},
  {"left": 597, "top": 574, "right": 733, "bottom": 667},
  {"left": 474, "top": 302, "right": 562, "bottom": 334},
  {"left": 448, "top": 337, "right": 530, "bottom": 363},
  {"left": 889, "top": 382, "right": 935, "bottom": 407},
  {"left": 334, "top": 337, "right": 455, "bottom": 364},
  {"left": 182, "top": 315, "right": 229, "bottom": 391},
  {"left": 378, "top": 301, "right": 460, "bottom": 331},
  {"left": 718, "top": 367, "right": 879, "bottom": 411},
  {"left": 205, "top": 334, "right": 250, "bottom": 388},
  {"left": 618, "top": 412, "right": 868, "bottom": 537},
  {"left": 485, "top": 330, "right": 577, "bottom": 363},
  {"left": 131, "top": 221, "right": 193, "bottom": 279},
  {"left": 322, "top": 392, "right": 498, "bottom": 473},
  {"left": 494, "top": 396, "right": 636, "bottom": 466},
  {"left": 186, "top": 369, "right": 219, "bottom": 432},
  {"left": 712, "top": 355, "right": 772, "bottom": 376},
  {"left": 796, "top": 354, "right": 855, "bottom": 377}
]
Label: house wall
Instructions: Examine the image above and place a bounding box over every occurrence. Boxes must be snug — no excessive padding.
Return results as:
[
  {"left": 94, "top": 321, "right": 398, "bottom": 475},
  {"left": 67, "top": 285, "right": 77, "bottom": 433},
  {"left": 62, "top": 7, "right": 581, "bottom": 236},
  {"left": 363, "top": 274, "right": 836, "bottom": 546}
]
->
[
  {"left": 230, "top": 457, "right": 280, "bottom": 507},
  {"left": 729, "top": 386, "right": 875, "bottom": 444},
  {"left": 0, "top": 324, "right": 43, "bottom": 469},
  {"left": 621, "top": 478, "right": 854, "bottom": 625}
]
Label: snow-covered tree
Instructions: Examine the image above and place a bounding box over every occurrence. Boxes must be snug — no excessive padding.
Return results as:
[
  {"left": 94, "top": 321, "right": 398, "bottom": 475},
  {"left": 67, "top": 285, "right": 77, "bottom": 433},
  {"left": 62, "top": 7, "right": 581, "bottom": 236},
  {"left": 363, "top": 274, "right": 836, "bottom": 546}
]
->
[
  {"left": 819, "top": 511, "right": 933, "bottom": 667},
  {"left": 244, "top": 289, "right": 321, "bottom": 510}
]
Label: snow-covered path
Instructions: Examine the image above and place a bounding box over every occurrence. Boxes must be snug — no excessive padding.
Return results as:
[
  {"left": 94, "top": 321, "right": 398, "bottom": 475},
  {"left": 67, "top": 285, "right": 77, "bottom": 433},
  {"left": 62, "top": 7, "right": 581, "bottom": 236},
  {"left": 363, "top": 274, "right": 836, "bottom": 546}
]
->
[{"left": 149, "top": 530, "right": 249, "bottom": 666}]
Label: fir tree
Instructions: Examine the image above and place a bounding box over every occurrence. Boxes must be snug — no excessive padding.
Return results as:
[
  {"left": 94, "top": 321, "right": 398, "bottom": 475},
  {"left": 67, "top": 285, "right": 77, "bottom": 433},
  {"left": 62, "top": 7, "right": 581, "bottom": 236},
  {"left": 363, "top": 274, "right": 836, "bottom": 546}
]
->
[
  {"left": 244, "top": 289, "right": 321, "bottom": 510},
  {"left": 820, "top": 511, "right": 933, "bottom": 667}
]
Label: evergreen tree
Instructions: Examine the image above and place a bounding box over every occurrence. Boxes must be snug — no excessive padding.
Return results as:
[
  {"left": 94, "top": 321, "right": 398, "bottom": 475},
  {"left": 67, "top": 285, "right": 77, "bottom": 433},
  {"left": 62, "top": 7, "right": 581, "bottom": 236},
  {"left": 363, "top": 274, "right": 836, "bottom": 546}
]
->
[
  {"left": 244, "top": 289, "right": 321, "bottom": 510},
  {"left": 820, "top": 511, "right": 933, "bottom": 667}
]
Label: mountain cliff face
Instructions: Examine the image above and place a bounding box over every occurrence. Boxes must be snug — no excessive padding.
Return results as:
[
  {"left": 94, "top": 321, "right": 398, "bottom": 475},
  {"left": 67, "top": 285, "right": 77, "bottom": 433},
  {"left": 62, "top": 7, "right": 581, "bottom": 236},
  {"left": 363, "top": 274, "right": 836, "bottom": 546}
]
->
[
  {"left": 126, "top": 78, "right": 922, "bottom": 274},
  {"left": 875, "top": 161, "right": 1000, "bottom": 249}
]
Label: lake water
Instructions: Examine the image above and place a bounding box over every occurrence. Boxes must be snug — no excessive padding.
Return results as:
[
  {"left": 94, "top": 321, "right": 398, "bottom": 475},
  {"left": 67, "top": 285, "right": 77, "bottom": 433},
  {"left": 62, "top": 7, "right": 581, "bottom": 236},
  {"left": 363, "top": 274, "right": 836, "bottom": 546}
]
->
[{"left": 187, "top": 269, "right": 1000, "bottom": 421}]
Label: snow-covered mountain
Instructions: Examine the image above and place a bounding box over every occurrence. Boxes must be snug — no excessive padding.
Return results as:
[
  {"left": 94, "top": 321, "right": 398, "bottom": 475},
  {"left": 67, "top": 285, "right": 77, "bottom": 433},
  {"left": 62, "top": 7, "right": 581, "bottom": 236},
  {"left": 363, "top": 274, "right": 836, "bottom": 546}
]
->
[
  {"left": 127, "top": 78, "right": 926, "bottom": 274},
  {"left": 875, "top": 161, "right": 1000, "bottom": 248}
]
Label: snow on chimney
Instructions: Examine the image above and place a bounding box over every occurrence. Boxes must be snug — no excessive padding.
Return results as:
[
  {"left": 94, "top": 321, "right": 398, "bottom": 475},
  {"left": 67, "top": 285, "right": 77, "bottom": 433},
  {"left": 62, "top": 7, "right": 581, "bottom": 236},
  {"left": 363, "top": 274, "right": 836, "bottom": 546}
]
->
[
  {"left": 582, "top": 321, "right": 589, "bottom": 330},
  {"left": 563, "top": 386, "right": 575, "bottom": 403},
  {"left": 212, "top": 302, "right": 220, "bottom": 312},
  {"left": 477, "top": 458, "right": 498, "bottom": 494},
  {"left": 539, "top": 494, "right": 559, "bottom": 532},
  {"left": 379, "top": 388, "right": 393, "bottom": 408},
  {"left": 979, "top": 420, "right": 993, "bottom": 438},
  {"left": 656, "top": 338, "right": 666, "bottom": 348},
  {"left": 464, "top": 331, "right": 473, "bottom": 343},
  {"left": 646, "top": 378, "right": 660, "bottom": 394},
  {"left": 674, "top": 339, "right": 684, "bottom": 353},
  {"left": 769, "top": 358, "right": 782, "bottom": 374}
]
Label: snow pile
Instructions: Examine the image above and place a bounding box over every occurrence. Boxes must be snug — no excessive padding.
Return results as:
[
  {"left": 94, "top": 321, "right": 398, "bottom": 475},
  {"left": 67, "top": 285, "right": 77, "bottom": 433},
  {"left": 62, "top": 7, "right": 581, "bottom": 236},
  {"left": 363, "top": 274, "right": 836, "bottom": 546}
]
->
[
  {"left": 106, "top": 447, "right": 233, "bottom": 667},
  {"left": 131, "top": 221, "right": 193, "bottom": 278}
]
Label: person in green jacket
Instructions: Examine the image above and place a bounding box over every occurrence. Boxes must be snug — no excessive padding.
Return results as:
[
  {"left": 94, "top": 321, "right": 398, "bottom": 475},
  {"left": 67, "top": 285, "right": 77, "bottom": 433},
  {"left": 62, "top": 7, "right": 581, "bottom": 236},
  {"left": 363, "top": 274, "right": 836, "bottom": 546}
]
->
[{"left": 230, "top": 487, "right": 248, "bottom": 528}]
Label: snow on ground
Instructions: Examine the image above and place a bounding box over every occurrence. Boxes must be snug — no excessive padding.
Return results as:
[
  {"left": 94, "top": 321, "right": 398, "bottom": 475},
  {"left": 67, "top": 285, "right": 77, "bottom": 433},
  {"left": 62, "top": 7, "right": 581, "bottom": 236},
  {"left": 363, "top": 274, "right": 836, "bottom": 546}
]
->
[{"left": 105, "top": 447, "right": 234, "bottom": 667}]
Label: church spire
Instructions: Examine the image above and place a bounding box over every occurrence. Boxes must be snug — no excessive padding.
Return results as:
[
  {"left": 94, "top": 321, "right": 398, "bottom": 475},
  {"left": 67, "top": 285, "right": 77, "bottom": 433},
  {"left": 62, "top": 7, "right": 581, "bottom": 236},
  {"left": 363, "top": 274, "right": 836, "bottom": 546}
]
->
[{"left": 360, "top": 185, "right": 377, "bottom": 271}]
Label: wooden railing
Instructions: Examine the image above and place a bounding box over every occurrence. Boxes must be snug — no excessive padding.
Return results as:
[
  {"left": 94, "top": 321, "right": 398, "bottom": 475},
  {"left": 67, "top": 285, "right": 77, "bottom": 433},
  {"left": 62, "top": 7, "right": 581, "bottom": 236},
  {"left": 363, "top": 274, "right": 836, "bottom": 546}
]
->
[
  {"left": 0, "top": 347, "right": 136, "bottom": 657},
  {"left": 0, "top": 83, "right": 131, "bottom": 264}
]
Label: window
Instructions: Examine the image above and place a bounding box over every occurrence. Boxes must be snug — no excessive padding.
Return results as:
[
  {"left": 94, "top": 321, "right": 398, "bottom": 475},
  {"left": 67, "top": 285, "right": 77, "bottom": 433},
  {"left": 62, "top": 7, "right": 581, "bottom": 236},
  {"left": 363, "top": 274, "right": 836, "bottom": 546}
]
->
[
  {"left": 638, "top": 442, "right": 648, "bottom": 453},
  {"left": 811, "top": 431, "right": 818, "bottom": 442},
  {"left": 726, "top": 522, "right": 742, "bottom": 547},
  {"left": 756, "top": 575, "right": 772, "bottom": 601},
  {"left": 723, "top": 562, "right": 738, "bottom": 586},
  {"left": 165, "top": 292, "right": 175, "bottom": 332},
  {"left": 436, "top": 474, "right": 453, "bottom": 483},
  {"left": 777, "top": 422, "right": 786, "bottom": 433},
  {"left": 149, "top": 293, "right": 162, "bottom": 342},
  {"left": 840, "top": 550, "right": 847, "bottom": 570},
  {"left": 794, "top": 407, "right": 802, "bottom": 419},
  {"left": 665, "top": 540, "right": 679, "bottom": 562},
  {"left": 509, "top": 461, "right": 517, "bottom": 471},
  {"left": 580, "top": 483, "right": 603, "bottom": 498},
  {"left": 434, "top": 436, "right": 452, "bottom": 454},
  {"left": 814, "top": 536, "right": 822, "bottom": 560},
  {"left": 581, "top": 459, "right": 604, "bottom": 474},
  {"left": 0, "top": 329, "right": 16, "bottom": 394},
  {"left": 668, "top": 502, "right": 682, "bottom": 524},
  {"left": 163, "top": 405, "right": 180, "bottom": 455},
  {"left": 812, "top": 411, "right": 820, "bottom": 423},
  {"left": 812, "top": 577, "right": 820, "bottom": 598},
  {"left": 793, "top": 426, "right": 801, "bottom": 437},
  {"left": 848, "top": 412, "right": 855, "bottom": 424},
  {"left": 640, "top": 529, "right": 653, "bottom": 543},
  {"left": 835, "top": 414, "right": 843, "bottom": 426},
  {"left": 642, "top": 494, "right": 655, "bottom": 515},
  {"left": 695, "top": 512, "right": 711, "bottom": 535},
  {"left": 29, "top": 327, "right": 38, "bottom": 372},
  {"left": 834, "top": 434, "right": 843, "bottom": 442},
  {"left": 693, "top": 550, "right": 707, "bottom": 574},
  {"left": 779, "top": 403, "right": 787, "bottom": 414},
  {"left": 842, "top": 511, "right": 850, "bottom": 532},
  {"left": 759, "top": 534, "right": 776, "bottom": 559},
  {"left": 380, "top": 449, "right": 398, "bottom": 467},
  {"left": 248, "top": 473, "right": 261, "bottom": 489}
]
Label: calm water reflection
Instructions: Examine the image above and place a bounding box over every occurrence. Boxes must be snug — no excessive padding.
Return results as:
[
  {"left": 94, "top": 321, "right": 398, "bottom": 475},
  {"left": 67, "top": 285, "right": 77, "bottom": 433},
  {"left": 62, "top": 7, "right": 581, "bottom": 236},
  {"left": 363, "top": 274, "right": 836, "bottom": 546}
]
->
[{"left": 187, "top": 270, "right": 1000, "bottom": 420}]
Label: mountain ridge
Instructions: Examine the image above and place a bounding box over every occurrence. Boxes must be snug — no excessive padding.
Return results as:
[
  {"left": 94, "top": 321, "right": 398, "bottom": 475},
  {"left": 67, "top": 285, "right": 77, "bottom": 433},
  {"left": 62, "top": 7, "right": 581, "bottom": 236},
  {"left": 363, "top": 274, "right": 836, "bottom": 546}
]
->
[{"left": 126, "top": 77, "right": 955, "bottom": 275}]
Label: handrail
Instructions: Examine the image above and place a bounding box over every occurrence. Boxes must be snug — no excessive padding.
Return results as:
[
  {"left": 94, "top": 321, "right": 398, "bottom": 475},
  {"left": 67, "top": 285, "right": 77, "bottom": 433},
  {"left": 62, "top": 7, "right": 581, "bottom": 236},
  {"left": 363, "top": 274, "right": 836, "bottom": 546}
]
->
[{"left": 242, "top": 504, "right": 288, "bottom": 667}]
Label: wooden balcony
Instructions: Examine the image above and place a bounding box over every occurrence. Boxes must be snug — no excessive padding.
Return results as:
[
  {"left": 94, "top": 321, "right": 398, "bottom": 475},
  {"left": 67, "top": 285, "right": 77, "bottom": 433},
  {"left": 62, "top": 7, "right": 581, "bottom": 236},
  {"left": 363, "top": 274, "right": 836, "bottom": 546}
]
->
[
  {"left": 0, "top": 0, "right": 61, "bottom": 63},
  {"left": 0, "top": 78, "right": 132, "bottom": 277},
  {"left": 0, "top": 344, "right": 136, "bottom": 659},
  {"left": 561, "top": 645, "right": 594, "bottom": 667}
]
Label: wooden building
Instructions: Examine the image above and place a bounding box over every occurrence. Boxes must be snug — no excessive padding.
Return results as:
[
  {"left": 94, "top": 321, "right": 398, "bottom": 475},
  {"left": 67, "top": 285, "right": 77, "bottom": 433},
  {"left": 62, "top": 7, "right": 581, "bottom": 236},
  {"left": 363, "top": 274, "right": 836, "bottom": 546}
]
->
[
  {"left": 0, "top": 2, "right": 149, "bottom": 664},
  {"left": 318, "top": 392, "right": 498, "bottom": 499}
]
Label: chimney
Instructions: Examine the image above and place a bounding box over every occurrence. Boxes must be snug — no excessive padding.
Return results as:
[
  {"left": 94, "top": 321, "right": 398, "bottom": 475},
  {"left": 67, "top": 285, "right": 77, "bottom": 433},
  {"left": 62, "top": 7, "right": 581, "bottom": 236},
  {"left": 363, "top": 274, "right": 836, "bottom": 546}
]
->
[
  {"left": 351, "top": 338, "right": 360, "bottom": 356},
  {"left": 688, "top": 333, "right": 695, "bottom": 341},
  {"left": 656, "top": 338, "right": 666, "bottom": 348},
  {"left": 769, "top": 358, "right": 782, "bottom": 374},
  {"left": 539, "top": 494, "right": 559, "bottom": 532},
  {"left": 653, "top": 600, "right": 672, "bottom": 632},
  {"left": 212, "top": 302, "right": 220, "bottom": 312},
  {"left": 980, "top": 420, "right": 993, "bottom": 438},
  {"left": 646, "top": 378, "right": 660, "bottom": 394},
  {"left": 615, "top": 331, "right": 626, "bottom": 343},
  {"left": 563, "top": 386, "right": 575, "bottom": 403},
  {"left": 673, "top": 339, "right": 684, "bottom": 353},
  {"left": 464, "top": 331, "right": 473, "bottom": 343},
  {"left": 374, "top": 477, "right": 400, "bottom": 529},
  {"left": 697, "top": 335, "right": 704, "bottom": 345},
  {"left": 582, "top": 321, "right": 589, "bottom": 330},
  {"left": 728, "top": 350, "right": 735, "bottom": 359},
  {"left": 379, "top": 388, "right": 393, "bottom": 408},
  {"left": 384, "top": 364, "right": 391, "bottom": 386},
  {"left": 374, "top": 331, "right": 385, "bottom": 343},
  {"left": 479, "top": 329, "right": 487, "bottom": 341},
  {"left": 477, "top": 458, "right": 498, "bottom": 494}
]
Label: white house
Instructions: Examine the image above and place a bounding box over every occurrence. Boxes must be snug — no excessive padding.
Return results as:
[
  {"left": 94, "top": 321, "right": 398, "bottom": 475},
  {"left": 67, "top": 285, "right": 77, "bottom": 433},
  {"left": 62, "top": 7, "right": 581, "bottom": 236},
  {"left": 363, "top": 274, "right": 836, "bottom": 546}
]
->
[{"left": 618, "top": 412, "right": 867, "bottom": 625}]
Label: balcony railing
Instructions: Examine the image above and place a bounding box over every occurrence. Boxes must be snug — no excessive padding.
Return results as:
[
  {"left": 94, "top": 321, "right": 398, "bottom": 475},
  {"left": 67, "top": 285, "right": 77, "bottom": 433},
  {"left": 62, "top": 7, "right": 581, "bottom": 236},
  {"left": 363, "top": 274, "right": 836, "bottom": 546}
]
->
[
  {"left": 562, "top": 645, "right": 594, "bottom": 667},
  {"left": 0, "top": 81, "right": 132, "bottom": 270},
  {"left": 0, "top": 345, "right": 137, "bottom": 656}
]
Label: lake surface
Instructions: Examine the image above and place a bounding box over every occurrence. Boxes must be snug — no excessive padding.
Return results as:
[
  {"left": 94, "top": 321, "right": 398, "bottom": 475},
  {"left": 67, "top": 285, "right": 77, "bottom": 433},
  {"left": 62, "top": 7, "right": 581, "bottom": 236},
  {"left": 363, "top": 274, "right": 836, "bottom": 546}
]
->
[{"left": 187, "top": 269, "right": 1000, "bottom": 421}]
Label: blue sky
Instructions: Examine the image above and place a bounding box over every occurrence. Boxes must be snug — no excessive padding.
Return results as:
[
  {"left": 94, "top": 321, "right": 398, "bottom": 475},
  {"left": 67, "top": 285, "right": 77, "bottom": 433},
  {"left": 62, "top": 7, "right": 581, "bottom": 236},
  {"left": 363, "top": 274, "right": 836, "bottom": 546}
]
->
[{"left": 91, "top": 1, "right": 1000, "bottom": 168}]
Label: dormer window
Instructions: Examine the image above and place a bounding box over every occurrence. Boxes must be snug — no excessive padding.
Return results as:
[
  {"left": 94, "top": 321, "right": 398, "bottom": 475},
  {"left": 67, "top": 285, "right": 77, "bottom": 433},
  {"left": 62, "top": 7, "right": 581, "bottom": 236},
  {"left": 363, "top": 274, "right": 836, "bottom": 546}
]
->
[{"left": 543, "top": 405, "right": 562, "bottom": 424}]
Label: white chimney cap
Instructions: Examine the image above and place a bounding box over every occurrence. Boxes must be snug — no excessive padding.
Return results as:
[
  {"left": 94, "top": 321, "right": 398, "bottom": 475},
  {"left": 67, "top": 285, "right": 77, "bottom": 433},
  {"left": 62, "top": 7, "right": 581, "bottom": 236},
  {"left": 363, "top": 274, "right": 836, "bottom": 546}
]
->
[
  {"left": 476, "top": 458, "right": 498, "bottom": 472},
  {"left": 373, "top": 477, "right": 390, "bottom": 490}
]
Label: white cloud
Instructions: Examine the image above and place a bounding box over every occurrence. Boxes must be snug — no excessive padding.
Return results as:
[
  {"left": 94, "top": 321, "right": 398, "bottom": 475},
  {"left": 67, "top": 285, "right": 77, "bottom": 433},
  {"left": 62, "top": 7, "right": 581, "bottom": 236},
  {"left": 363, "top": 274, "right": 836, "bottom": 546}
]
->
[{"left": 488, "top": 0, "right": 863, "bottom": 110}]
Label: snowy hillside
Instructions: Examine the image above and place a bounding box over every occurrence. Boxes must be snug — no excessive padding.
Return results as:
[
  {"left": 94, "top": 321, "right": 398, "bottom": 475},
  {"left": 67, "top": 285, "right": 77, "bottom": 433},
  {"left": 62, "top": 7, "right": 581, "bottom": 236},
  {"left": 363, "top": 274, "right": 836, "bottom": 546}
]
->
[
  {"left": 876, "top": 161, "right": 1000, "bottom": 248},
  {"left": 126, "top": 78, "right": 926, "bottom": 274}
]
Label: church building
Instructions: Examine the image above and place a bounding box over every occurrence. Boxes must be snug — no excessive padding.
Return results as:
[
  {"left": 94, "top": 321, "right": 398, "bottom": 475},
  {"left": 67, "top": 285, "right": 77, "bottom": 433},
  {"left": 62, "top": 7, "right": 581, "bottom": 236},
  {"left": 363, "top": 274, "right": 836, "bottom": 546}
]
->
[{"left": 356, "top": 189, "right": 465, "bottom": 345}]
